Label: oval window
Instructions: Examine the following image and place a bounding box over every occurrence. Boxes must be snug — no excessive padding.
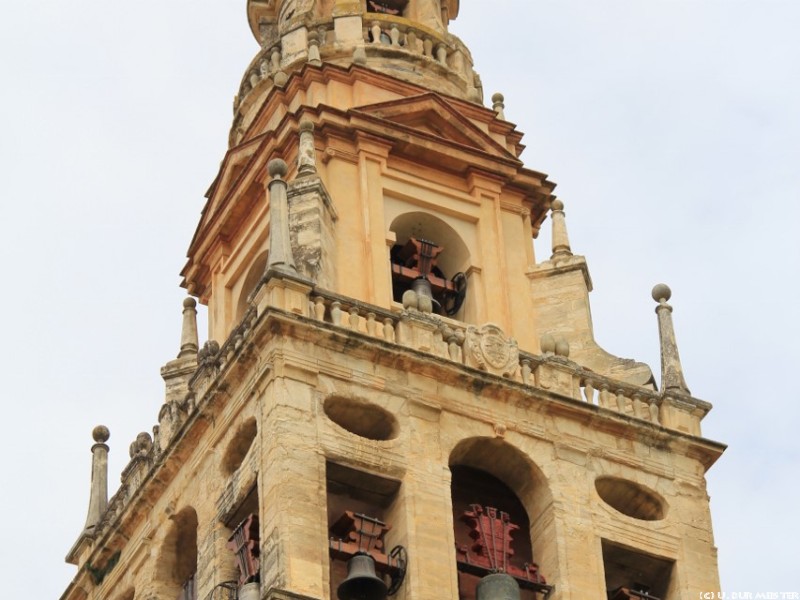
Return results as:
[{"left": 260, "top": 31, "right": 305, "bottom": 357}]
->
[
  {"left": 323, "top": 396, "right": 398, "bottom": 441},
  {"left": 595, "top": 476, "right": 666, "bottom": 521}
]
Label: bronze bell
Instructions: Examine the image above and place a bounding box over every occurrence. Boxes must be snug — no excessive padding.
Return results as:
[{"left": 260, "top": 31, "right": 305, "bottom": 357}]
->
[{"left": 337, "top": 553, "right": 388, "bottom": 600}]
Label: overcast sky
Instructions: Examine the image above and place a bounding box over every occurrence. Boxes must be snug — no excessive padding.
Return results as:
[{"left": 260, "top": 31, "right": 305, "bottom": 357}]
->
[{"left": 1, "top": 1, "right": 798, "bottom": 597}]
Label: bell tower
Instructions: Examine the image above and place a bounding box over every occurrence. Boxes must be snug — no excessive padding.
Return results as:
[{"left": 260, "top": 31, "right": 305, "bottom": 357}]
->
[{"left": 62, "top": 2, "right": 725, "bottom": 600}]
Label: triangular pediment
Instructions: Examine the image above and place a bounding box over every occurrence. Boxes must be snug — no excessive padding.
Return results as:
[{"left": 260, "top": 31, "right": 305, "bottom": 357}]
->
[{"left": 352, "top": 93, "right": 516, "bottom": 160}]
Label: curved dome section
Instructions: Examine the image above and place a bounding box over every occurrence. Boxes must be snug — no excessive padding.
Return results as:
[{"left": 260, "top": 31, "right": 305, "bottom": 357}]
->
[
  {"left": 595, "top": 476, "right": 667, "bottom": 521},
  {"left": 323, "top": 395, "right": 399, "bottom": 441}
]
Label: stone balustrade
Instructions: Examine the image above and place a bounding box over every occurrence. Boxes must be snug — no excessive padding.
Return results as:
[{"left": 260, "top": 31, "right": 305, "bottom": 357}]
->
[
  {"left": 88, "top": 275, "right": 704, "bottom": 554},
  {"left": 231, "top": 14, "right": 477, "bottom": 127},
  {"left": 308, "top": 288, "right": 666, "bottom": 426}
]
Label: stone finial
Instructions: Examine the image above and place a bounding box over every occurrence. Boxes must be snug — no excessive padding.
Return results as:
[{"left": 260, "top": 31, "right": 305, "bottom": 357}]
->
[
  {"left": 297, "top": 120, "right": 317, "bottom": 175},
  {"left": 550, "top": 199, "right": 573, "bottom": 260},
  {"left": 265, "top": 158, "right": 298, "bottom": 274},
  {"left": 491, "top": 92, "right": 506, "bottom": 120},
  {"left": 177, "top": 297, "right": 199, "bottom": 358},
  {"left": 83, "top": 426, "right": 110, "bottom": 535},
  {"left": 540, "top": 333, "right": 556, "bottom": 355},
  {"left": 554, "top": 338, "right": 570, "bottom": 358},
  {"left": 652, "top": 284, "right": 691, "bottom": 396}
]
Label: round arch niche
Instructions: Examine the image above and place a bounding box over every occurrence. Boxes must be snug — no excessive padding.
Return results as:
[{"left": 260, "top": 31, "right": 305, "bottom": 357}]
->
[
  {"left": 323, "top": 395, "right": 399, "bottom": 441},
  {"left": 595, "top": 476, "right": 667, "bottom": 521}
]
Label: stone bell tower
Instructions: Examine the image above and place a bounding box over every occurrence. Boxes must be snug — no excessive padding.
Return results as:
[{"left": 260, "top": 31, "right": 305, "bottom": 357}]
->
[{"left": 62, "top": 2, "right": 725, "bottom": 600}]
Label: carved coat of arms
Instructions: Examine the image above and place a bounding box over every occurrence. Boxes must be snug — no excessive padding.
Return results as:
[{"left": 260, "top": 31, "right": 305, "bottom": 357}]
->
[{"left": 464, "top": 324, "right": 519, "bottom": 377}]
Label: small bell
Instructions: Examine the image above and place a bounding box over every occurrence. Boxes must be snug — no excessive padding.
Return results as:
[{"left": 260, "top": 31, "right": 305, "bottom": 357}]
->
[{"left": 337, "top": 553, "right": 388, "bottom": 600}]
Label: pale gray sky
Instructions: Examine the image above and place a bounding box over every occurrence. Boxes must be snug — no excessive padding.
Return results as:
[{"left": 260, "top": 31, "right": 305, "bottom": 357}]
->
[{"left": 1, "top": 1, "right": 798, "bottom": 597}]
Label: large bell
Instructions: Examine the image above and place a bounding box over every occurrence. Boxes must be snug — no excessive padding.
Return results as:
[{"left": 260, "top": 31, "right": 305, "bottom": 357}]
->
[{"left": 337, "top": 553, "right": 389, "bottom": 600}]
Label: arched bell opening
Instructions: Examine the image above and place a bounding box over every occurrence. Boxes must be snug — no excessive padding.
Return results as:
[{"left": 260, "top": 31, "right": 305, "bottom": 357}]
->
[
  {"left": 326, "top": 462, "right": 407, "bottom": 600},
  {"left": 389, "top": 212, "right": 471, "bottom": 319},
  {"left": 449, "top": 438, "right": 554, "bottom": 600}
]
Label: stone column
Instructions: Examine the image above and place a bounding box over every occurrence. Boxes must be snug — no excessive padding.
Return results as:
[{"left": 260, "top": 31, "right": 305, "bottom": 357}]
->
[
  {"left": 83, "top": 425, "right": 110, "bottom": 534},
  {"left": 178, "top": 297, "right": 199, "bottom": 358},
  {"left": 266, "top": 158, "right": 298, "bottom": 275},
  {"left": 550, "top": 200, "right": 572, "bottom": 259},
  {"left": 297, "top": 121, "right": 317, "bottom": 176},
  {"left": 652, "top": 284, "right": 691, "bottom": 395}
]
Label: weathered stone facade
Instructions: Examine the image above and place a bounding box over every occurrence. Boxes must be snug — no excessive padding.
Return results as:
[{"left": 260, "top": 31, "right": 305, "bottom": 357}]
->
[{"left": 62, "top": 2, "right": 724, "bottom": 600}]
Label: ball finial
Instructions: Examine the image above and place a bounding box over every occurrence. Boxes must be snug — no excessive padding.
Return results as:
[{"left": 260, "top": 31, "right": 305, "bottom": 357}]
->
[
  {"left": 652, "top": 283, "right": 672, "bottom": 303},
  {"left": 551, "top": 199, "right": 564, "bottom": 211},
  {"left": 491, "top": 92, "right": 505, "bottom": 104},
  {"left": 267, "top": 158, "right": 289, "bottom": 179},
  {"left": 92, "top": 425, "right": 110, "bottom": 443},
  {"left": 183, "top": 297, "right": 197, "bottom": 309}
]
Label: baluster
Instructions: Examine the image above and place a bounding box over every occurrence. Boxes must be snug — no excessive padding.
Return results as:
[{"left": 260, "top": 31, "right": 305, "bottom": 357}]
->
[
  {"left": 583, "top": 380, "right": 595, "bottom": 405},
  {"left": 383, "top": 318, "right": 395, "bottom": 343},
  {"left": 649, "top": 402, "right": 660, "bottom": 425},
  {"left": 307, "top": 31, "right": 322, "bottom": 66},
  {"left": 390, "top": 24, "right": 401, "bottom": 46},
  {"left": 270, "top": 46, "right": 281, "bottom": 72},
  {"left": 521, "top": 359, "right": 532, "bottom": 385},
  {"left": 435, "top": 43, "right": 447, "bottom": 65},
  {"left": 599, "top": 385, "right": 611, "bottom": 409},
  {"left": 633, "top": 395, "right": 647, "bottom": 420},
  {"left": 366, "top": 312, "right": 377, "bottom": 337},
  {"left": 349, "top": 306, "right": 360, "bottom": 331},
  {"left": 616, "top": 391, "right": 628, "bottom": 414},
  {"left": 406, "top": 30, "right": 418, "bottom": 53},
  {"left": 313, "top": 297, "right": 326, "bottom": 321},
  {"left": 371, "top": 22, "right": 382, "bottom": 44},
  {"left": 423, "top": 37, "right": 433, "bottom": 58},
  {"left": 330, "top": 301, "right": 342, "bottom": 326}
]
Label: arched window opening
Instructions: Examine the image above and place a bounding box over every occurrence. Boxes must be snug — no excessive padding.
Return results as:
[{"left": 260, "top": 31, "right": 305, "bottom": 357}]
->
[
  {"left": 223, "top": 485, "right": 261, "bottom": 588},
  {"left": 326, "top": 462, "right": 407, "bottom": 599},
  {"left": 450, "top": 466, "right": 549, "bottom": 600},
  {"left": 389, "top": 213, "right": 470, "bottom": 318},
  {"left": 449, "top": 438, "right": 555, "bottom": 600},
  {"left": 602, "top": 540, "right": 673, "bottom": 600},
  {"left": 157, "top": 507, "right": 199, "bottom": 600},
  {"left": 221, "top": 418, "right": 258, "bottom": 476}
]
